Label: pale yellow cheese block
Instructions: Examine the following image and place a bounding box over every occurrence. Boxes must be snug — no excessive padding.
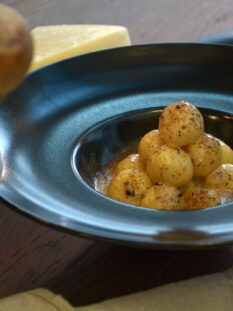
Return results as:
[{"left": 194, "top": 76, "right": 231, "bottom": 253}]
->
[{"left": 29, "top": 25, "right": 131, "bottom": 72}]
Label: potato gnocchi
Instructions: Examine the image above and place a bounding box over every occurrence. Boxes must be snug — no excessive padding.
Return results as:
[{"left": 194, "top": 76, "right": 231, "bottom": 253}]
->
[
  {"left": 146, "top": 144, "right": 193, "bottom": 187},
  {"left": 185, "top": 133, "right": 222, "bottom": 177},
  {"left": 107, "top": 168, "right": 152, "bottom": 206},
  {"left": 97, "top": 100, "right": 233, "bottom": 210},
  {"left": 159, "top": 100, "right": 204, "bottom": 147},
  {"left": 141, "top": 183, "right": 181, "bottom": 210}
]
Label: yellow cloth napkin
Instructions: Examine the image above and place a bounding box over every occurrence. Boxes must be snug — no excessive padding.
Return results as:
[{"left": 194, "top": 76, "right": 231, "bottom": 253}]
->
[
  {"left": 0, "top": 288, "right": 73, "bottom": 311},
  {"left": 79, "top": 268, "right": 233, "bottom": 311},
  {"left": 1, "top": 269, "right": 233, "bottom": 310}
]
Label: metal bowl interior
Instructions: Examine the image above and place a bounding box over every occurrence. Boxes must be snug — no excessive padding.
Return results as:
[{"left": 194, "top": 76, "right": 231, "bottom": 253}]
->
[{"left": 0, "top": 43, "right": 233, "bottom": 248}]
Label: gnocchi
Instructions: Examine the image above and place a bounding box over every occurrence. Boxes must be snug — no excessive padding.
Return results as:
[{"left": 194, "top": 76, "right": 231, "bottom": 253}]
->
[
  {"left": 141, "top": 183, "right": 181, "bottom": 210},
  {"left": 159, "top": 100, "right": 204, "bottom": 147},
  {"left": 217, "top": 138, "right": 233, "bottom": 164},
  {"left": 96, "top": 100, "right": 233, "bottom": 211},
  {"left": 204, "top": 164, "right": 233, "bottom": 191},
  {"left": 185, "top": 133, "right": 222, "bottom": 177},
  {"left": 146, "top": 144, "right": 193, "bottom": 187},
  {"left": 114, "top": 154, "right": 144, "bottom": 175},
  {"left": 138, "top": 129, "right": 162, "bottom": 163},
  {"left": 183, "top": 187, "right": 233, "bottom": 210},
  {"left": 107, "top": 168, "right": 152, "bottom": 205}
]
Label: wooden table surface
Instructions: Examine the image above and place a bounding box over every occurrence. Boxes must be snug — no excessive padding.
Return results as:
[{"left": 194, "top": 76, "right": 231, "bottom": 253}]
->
[{"left": 1, "top": 0, "right": 233, "bottom": 307}]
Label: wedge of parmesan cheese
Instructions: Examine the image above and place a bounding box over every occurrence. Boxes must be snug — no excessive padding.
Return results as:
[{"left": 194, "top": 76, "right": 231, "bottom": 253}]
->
[{"left": 29, "top": 25, "right": 131, "bottom": 72}]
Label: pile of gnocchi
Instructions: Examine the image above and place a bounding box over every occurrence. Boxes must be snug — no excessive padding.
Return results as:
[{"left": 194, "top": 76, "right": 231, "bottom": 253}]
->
[{"left": 105, "top": 100, "right": 233, "bottom": 210}]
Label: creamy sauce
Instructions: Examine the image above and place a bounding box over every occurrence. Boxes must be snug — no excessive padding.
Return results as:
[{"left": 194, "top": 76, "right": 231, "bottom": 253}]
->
[{"left": 94, "top": 167, "right": 114, "bottom": 195}]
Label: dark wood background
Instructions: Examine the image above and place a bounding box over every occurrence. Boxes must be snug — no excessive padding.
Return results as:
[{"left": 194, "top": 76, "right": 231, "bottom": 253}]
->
[{"left": 1, "top": 0, "right": 233, "bottom": 307}]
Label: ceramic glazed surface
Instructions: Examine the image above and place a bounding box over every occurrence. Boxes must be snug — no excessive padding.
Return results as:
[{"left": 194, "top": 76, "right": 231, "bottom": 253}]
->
[{"left": 0, "top": 44, "right": 232, "bottom": 248}]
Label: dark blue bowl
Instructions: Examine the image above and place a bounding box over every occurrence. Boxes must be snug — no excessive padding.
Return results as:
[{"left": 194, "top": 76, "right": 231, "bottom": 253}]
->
[{"left": 0, "top": 43, "right": 232, "bottom": 248}]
